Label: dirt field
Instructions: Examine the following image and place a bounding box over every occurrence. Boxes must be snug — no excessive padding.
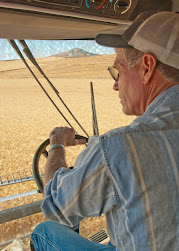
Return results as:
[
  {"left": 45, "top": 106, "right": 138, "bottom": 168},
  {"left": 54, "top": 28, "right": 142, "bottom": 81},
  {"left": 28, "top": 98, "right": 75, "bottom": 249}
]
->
[{"left": 0, "top": 54, "right": 136, "bottom": 249}]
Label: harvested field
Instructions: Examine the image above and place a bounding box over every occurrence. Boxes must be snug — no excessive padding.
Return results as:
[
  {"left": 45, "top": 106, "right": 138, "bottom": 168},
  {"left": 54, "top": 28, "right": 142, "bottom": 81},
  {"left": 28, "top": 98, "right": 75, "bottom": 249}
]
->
[{"left": 0, "top": 54, "right": 136, "bottom": 249}]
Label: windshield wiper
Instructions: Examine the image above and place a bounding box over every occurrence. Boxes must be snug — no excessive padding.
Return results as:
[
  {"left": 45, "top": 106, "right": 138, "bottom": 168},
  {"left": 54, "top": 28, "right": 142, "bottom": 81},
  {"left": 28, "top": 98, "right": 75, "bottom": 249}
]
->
[{"left": 8, "top": 39, "right": 89, "bottom": 138}]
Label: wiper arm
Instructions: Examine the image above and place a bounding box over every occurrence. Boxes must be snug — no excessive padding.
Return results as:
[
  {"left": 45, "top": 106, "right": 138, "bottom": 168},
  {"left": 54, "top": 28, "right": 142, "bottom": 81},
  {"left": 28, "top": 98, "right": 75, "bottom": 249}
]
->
[
  {"left": 90, "top": 82, "right": 99, "bottom": 136},
  {"left": 8, "top": 40, "right": 77, "bottom": 132},
  {"left": 18, "top": 39, "right": 89, "bottom": 138}
]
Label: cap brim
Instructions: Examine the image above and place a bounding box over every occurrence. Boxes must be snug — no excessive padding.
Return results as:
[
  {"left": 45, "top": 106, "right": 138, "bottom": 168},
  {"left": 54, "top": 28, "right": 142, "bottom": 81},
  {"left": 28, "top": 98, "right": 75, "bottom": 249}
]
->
[
  {"left": 96, "top": 34, "right": 132, "bottom": 48},
  {"left": 95, "top": 22, "right": 132, "bottom": 48}
]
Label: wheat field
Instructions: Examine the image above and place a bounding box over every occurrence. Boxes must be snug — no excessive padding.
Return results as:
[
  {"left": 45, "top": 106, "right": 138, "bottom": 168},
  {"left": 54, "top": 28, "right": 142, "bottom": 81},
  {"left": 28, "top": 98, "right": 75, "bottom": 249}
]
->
[{"left": 0, "top": 54, "right": 136, "bottom": 249}]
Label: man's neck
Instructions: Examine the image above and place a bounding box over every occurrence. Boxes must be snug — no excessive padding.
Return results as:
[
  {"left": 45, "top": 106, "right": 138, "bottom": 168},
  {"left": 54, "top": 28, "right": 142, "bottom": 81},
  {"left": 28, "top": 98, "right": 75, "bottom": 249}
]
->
[{"left": 145, "top": 71, "right": 178, "bottom": 109}]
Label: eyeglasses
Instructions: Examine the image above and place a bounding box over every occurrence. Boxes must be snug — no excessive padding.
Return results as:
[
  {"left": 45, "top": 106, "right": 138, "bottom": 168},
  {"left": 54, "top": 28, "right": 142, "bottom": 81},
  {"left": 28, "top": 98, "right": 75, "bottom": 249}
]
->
[
  {"left": 108, "top": 66, "right": 119, "bottom": 81},
  {"left": 108, "top": 54, "right": 143, "bottom": 81}
]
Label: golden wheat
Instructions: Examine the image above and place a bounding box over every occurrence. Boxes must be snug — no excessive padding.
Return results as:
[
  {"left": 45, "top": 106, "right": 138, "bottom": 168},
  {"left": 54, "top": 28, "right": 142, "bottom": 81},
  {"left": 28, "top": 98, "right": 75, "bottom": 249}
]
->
[{"left": 0, "top": 55, "right": 136, "bottom": 249}]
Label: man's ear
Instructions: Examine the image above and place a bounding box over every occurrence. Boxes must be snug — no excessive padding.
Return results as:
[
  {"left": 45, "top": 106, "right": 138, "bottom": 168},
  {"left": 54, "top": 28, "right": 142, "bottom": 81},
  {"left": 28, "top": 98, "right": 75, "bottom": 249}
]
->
[{"left": 142, "top": 53, "right": 157, "bottom": 85}]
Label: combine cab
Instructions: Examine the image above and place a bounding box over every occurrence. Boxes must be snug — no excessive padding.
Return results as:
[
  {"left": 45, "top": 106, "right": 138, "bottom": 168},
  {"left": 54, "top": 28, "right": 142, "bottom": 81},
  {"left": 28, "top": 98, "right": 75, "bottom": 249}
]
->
[{"left": 0, "top": 0, "right": 178, "bottom": 250}]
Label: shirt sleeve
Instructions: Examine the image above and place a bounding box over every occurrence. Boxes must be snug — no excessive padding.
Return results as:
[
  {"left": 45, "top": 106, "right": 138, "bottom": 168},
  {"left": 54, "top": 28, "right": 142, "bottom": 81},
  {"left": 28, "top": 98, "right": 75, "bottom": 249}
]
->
[{"left": 41, "top": 137, "right": 118, "bottom": 228}]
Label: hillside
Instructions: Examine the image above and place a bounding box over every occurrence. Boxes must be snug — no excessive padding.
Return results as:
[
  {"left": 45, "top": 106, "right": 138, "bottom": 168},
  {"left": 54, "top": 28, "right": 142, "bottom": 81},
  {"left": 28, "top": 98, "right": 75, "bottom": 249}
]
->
[
  {"left": 55, "top": 48, "right": 97, "bottom": 58},
  {"left": 0, "top": 54, "right": 116, "bottom": 79}
]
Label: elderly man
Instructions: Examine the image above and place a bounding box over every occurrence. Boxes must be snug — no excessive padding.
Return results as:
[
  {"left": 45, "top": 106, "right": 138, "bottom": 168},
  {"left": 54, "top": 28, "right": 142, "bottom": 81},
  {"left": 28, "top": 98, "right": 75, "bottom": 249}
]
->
[{"left": 31, "top": 11, "right": 179, "bottom": 251}]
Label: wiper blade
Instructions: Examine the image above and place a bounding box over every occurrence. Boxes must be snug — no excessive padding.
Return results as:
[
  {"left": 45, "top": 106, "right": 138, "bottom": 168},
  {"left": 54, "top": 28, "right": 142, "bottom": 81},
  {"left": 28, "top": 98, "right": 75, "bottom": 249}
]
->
[
  {"left": 8, "top": 39, "right": 89, "bottom": 139},
  {"left": 8, "top": 40, "right": 78, "bottom": 133},
  {"left": 90, "top": 82, "right": 99, "bottom": 136},
  {"left": 18, "top": 39, "right": 89, "bottom": 138}
]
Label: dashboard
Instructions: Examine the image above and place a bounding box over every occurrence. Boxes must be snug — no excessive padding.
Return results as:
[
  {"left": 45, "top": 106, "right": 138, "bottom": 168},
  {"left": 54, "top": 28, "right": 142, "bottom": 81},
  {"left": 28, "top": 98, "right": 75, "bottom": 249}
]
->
[
  {"left": 0, "top": 0, "right": 174, "bottom": 40},
  {"left": 0, "top": 0, "right": 140, "bottom": 20}
]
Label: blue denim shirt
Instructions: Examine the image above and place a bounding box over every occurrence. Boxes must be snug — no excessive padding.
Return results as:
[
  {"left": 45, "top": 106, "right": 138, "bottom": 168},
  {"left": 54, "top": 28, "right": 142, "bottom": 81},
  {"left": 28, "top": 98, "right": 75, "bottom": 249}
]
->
[{"left": 42, "top": 85, "right": 179, "bottom": 251}]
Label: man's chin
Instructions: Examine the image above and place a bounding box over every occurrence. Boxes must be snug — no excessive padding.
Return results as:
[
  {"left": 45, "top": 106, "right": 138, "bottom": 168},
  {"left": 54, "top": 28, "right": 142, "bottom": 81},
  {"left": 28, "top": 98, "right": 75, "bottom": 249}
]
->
[
  {"left": 122, "top": 106, "right": 136, "bottom": 116},
  {"left": 122, "top": 106, "right": 132, "bottom": 115}
]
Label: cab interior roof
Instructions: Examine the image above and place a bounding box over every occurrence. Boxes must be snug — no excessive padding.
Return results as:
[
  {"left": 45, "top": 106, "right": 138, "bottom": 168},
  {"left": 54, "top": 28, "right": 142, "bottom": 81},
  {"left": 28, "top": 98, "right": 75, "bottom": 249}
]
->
[
  {"left": 0, "top": 8, "right": 119, "bottom": 40},
  {"left": 0, "top": 0, "right": 177, "bottom": 40}
]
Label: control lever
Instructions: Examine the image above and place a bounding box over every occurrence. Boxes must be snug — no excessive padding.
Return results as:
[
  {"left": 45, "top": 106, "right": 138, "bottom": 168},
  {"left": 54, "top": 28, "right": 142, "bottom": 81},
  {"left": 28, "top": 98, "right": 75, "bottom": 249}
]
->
[{"left": 75, "top": 134, "right": 88, "bottom": 142}]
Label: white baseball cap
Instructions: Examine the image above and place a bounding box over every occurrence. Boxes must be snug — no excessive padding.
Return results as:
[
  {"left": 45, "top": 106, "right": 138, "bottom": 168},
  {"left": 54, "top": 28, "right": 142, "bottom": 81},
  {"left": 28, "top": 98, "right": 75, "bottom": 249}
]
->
[{"left": 96, "top": 11, "right": 179, "bottom": 69}]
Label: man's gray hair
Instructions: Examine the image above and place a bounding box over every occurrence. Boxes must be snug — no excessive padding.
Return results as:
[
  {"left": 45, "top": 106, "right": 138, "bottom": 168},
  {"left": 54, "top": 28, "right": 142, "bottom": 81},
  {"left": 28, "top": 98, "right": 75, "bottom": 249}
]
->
[{"left": 123, "top": 48, "right": 179, "bottom": 83}]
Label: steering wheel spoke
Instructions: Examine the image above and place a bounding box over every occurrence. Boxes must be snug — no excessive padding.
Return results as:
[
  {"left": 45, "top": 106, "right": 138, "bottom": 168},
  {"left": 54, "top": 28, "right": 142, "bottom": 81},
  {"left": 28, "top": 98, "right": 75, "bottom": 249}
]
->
[{"left": 42, "top": 150, "right": 48, "bottom": 158}]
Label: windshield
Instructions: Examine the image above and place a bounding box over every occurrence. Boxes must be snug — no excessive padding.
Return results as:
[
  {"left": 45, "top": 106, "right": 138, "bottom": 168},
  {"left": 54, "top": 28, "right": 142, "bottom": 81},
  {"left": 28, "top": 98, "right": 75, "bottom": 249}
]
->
[{"left": 0, "top": 39, "right": 135, "bottom": 250}]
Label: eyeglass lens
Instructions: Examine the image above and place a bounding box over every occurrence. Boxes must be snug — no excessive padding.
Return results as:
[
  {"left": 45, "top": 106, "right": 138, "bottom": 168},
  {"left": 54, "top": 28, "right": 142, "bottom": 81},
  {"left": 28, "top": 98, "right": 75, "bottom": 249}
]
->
[{"left": 108, "top": 67, "right": 119, "bottom": 81}]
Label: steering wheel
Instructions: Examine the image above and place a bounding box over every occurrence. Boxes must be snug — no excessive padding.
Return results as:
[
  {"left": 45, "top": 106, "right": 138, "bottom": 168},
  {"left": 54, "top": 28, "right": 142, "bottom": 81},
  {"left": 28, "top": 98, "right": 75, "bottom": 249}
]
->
[
  {"left": 33, "top": 135, "right": 88, "bottom": 193},
  {"left": 32, "top": 138, "right": 49, "bottom": 193}
]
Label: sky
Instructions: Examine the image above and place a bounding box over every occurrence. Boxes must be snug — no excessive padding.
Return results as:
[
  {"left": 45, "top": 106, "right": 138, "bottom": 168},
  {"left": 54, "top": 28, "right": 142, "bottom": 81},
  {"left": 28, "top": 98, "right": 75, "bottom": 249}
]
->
[{"left": 0, "top": 39, "right": 115, "bottom": 60}]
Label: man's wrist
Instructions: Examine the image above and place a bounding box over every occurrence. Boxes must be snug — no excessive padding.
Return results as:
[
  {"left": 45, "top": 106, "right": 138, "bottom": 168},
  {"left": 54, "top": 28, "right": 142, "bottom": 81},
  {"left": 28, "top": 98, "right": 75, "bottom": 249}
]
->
[{"left": 48, "top": 144, "right": 65, "bottom": 153}]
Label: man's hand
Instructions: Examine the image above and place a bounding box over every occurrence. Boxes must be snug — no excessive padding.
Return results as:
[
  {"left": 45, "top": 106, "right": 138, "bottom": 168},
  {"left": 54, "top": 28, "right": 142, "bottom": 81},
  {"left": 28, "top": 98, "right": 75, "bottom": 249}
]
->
[
  {"left": 49, "top": 127, "right": 87, "bottom": 147},
  {"left": 43, "top": 127, "right": 86, "bottom": 190}
]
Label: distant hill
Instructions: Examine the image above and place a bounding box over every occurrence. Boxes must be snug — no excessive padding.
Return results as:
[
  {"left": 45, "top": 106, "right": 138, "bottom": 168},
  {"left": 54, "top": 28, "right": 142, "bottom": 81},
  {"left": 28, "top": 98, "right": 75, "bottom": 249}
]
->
[
  {"left": 54, "top": 48, "right": 97, "bottom": 58},
  {"left": 0, "top": 54, "right": 116, "bottom": 79}
]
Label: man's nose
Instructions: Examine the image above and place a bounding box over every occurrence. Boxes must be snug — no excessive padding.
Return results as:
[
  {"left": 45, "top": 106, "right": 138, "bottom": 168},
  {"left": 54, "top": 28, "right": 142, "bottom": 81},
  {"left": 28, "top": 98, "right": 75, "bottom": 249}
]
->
[{"left": 113, "top": 81, "right": 119, "bottom": 91}]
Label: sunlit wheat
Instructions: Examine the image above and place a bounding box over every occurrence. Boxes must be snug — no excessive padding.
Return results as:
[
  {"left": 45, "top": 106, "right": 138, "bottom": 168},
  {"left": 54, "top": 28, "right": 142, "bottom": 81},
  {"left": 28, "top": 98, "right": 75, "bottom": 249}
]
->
[{"left": 0, "top": 55, "right": 136, "bottom": 249}]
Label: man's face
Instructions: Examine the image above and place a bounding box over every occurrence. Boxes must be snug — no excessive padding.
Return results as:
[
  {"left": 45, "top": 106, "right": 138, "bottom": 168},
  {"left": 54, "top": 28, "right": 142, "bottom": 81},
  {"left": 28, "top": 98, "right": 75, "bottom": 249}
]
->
[{"left": 113, "top": 49, "right": 145, "bottom": 116}]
